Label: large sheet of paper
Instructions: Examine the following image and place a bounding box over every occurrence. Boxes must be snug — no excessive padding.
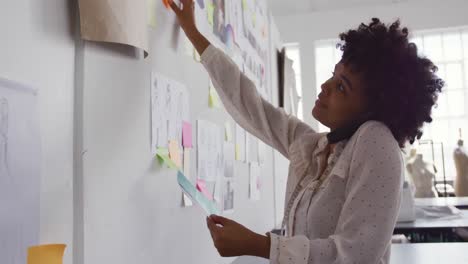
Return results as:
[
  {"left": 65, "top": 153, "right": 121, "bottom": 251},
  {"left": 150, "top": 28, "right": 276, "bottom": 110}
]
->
[
  {"left": 0, "top": 78, "right": 41, "bottom": 264},
  {"left": 151, "top": 72, "right": 189, "bottom": 152},
  {"left": 78, "top": 0, "right": 149, "bottom": 57},
  {"left": 197, "top": 120, "right": 223, "bottom": 182}
]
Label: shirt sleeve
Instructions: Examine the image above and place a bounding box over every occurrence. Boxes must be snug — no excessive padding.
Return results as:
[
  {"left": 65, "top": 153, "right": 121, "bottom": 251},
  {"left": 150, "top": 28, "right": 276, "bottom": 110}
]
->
[
  {"left": 201, "top": 44, "right": 313, "bottom": 158},
  {"left": 268, "top": 122, "right": 404, "bottom": 264}
]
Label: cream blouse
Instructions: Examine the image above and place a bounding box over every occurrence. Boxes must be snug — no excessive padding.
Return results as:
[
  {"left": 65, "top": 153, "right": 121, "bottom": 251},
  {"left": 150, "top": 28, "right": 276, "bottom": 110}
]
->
[{"left": 201, "top": 44, "right": 404, "bottom": 264}]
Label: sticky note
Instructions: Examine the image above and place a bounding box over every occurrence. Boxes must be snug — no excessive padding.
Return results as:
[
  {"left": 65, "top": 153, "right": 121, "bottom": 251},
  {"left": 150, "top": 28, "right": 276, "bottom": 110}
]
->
[
  {"left": 28, "top": 244, "right": 66, "bottom": 264},
  {"left": 147, "top": 0, "right": 157, "bottom": 28},
  {"left": 209, "top": 83, "right": 221, "bottom": 108},
  {"left": 182, "top": 121, "right": 193, "bottom": 148},
  {"left": 196, "top": 178, "right": 213, "bottom": 200},
  {"left": 169, "top": 140, "right": 182, "bottom": 167},
  {"left": 177, "top": 171, "right": 219, "bottom": 215},
  {"left": 207, "top": 3, "right": 215, "bottom": 26},
  {"left": 156, "top": 147, "right": 178, "bottom": 169},
  {"left": 235, "top": 144, "right": 241, "bottom": 161},
  {"left": 225, "top": 122, "right": 232, "bottom": 141},
  {"left": 162, "top": 0, "right": 173, "bottom": 9}
]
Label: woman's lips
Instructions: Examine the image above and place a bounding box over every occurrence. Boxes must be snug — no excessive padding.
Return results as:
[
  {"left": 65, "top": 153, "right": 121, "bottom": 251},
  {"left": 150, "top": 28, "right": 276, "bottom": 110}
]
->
[{"left": 315, "top": 98, "right": 327, "bottom": 108}]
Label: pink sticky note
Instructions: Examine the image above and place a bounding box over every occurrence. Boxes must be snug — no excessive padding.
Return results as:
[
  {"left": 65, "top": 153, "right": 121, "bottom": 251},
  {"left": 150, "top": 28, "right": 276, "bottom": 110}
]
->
[
  {"left": 196, "top": 179, "right": 213, "bottom": 200},
  {"left": 182, "top": 121, "right": 193, "bottom": 148}
]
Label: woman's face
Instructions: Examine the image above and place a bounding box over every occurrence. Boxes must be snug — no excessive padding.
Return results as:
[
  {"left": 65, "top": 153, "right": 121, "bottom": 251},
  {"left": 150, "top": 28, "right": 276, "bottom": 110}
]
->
[{"left": 312, "top": 62, "right": 369, "bottom": 131}]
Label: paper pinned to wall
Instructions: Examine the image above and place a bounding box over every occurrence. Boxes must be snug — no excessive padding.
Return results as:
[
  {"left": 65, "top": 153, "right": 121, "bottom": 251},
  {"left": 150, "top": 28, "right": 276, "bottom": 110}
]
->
[
  {"left": 223, "top": 142, "right": 235, "bottom": 178},
  {"left": 257, "top": 140, "right": 267, "bottom": 164},
  {"left": 222, "top": 177, "right": 235, "bottom": 214},
  {"left": 235, "top": 123, "right": 246, "bottom": 162},
  {"left": 249, "top": 162, "right": 261, "bottom": 201},
  {"left": 224, "top": 122, "right": 233, "bottom": 142},
  {"left": 27, "top": 244, "right": 66, "bottom": 264},
  {"left": 78, "top": 0, "right": 149, "bottom": 57},
  {"left": 245, "top": 132, "right": 259, "bottom": 163},
  {"left": 151, "top": 72, "right": 189, "bottom": 152},
  {"left": 182, "top": 149, "right": 193, "bottom": 207},
  {"left": 197, "top": 120, "right": 223, "bottom": 182},
  {"left": 0, "top": 78, "right": 40, "bottom": 264}
]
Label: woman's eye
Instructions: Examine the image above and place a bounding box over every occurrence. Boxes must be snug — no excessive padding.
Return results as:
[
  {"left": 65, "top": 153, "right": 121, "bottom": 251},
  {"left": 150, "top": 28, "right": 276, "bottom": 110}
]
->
[{"left": 337, "top": 84, "right": 345, "bottom": 92}]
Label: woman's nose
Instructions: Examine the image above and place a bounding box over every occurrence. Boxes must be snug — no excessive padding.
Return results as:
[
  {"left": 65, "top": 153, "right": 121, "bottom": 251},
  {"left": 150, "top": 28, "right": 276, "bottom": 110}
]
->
[{"left": 320, "top": 82, "right": 330, "bottom": 94}]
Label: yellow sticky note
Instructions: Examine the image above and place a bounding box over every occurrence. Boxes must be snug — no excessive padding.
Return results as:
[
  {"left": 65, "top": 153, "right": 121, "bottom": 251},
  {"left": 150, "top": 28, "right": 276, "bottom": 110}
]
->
[
  {"left": 209, "top": 83, "right": 221, "bottom": 108},
  {"left": 235, "top": 144, "right": 241, "bottom": 161},
  {"left": 28, "top": 244, "right": 66, "bottom": 264},
  {"left": 169, "top": 140, "right": 182, "bottom": 167},
  {"left": 225, "top": 122, "right": 232, "bottom": 141},
  {"left": 207, "top": 3, "right": 215, "bottom": 26},
  {"left": 147, "top": 0, "right": 157, "bottom": 28}
]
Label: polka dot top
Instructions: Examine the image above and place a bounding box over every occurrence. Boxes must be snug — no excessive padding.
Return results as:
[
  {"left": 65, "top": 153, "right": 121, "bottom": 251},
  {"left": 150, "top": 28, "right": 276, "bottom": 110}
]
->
[{"left": 201, "top": 44, "right": 404, "bottom": 264}]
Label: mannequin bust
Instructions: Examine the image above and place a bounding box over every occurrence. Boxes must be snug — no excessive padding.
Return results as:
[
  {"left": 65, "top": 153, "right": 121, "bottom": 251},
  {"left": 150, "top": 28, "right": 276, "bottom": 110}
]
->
[
  {"left": 454, "top": 138, "right": 468, "bottom": 196},
  {"left": 406, "top": 152, "right": 438, "bottom": 198}
]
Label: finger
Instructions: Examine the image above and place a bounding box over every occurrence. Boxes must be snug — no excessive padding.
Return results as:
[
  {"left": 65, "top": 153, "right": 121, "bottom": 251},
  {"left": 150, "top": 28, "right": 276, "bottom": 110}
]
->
[
  {"left": 181, "top": 0, "right": 193, "bottom": 7},
  {"left": 210, "top": 214, "right": 232, "bottom": 226},
  {"left": 169, "top": 1, "right": 181, "bottom": 15},
  {"left": 207, "top": 216, "right": 222, "bottom": 235}
]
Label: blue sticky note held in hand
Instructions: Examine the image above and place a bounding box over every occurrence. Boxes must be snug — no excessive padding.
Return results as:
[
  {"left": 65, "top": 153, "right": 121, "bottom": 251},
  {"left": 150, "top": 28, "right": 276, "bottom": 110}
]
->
[{"left": 177, "top": 171, "right": 219, "bottom": 215}]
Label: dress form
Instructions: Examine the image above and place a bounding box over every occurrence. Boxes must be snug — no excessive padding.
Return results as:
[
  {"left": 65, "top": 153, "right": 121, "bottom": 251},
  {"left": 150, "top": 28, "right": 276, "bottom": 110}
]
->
[
  {"left": 454, "top": 139, "right": 468, "bottom": 196},
  {"left": 406, "top": 153, "right": 438, "bottom": 198}
]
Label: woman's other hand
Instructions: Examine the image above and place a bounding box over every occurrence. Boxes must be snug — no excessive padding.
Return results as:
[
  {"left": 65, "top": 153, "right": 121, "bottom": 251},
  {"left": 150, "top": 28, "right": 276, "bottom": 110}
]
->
[
  {"left": 170, "top": 0, "right": 197, "bottom": 37},
  {"left": 206, "top": 215, "right": 270, "bottom": 258}
]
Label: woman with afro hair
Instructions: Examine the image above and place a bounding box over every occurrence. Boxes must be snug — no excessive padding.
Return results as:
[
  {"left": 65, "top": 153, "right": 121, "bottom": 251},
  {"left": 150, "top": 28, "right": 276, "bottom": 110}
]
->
[{"left": 171, "top": 1, "right": 443, "bottom": 263}]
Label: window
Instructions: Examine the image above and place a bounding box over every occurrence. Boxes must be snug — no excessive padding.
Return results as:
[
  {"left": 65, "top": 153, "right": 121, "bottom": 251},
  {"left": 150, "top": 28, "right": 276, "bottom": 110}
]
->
[
  {"left": 411, "top": 28, "right": 468, "bottom": 182},
  {"left": 285, "top": 43, "right": 304, "bottom": 120},
  {"left": 314, "top": 27, "right": 468, "bottom": 182}
]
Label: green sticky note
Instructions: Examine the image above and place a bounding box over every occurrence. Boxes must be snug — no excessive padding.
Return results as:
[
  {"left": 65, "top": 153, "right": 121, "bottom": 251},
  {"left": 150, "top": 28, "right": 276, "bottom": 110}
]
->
[
  {"left": 225, "top": 122, "right": 232, "bottom": 141},
  {"left": 156, "top": 147, "right": 178, "bottom": 169},
  {"left": 208, "top": 84, "right": 220, "bottom": 108},
  {"left": 235, "top": 144, "right": 241, "bottom": 161},
  {"left": 207, "top": 3, "right": 215, "bottom": 26},
  {"left": 147, "top": 0, "right": 157, "bottom": 28},
  {"left": 177, "top": 171, "right": 219, "bottom": 215}
]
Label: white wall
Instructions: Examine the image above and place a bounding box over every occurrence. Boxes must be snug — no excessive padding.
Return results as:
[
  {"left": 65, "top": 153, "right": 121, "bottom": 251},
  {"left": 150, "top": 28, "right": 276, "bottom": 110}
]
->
[
  {"left": 0, "top": 0, "right": 76, "bottom": 263},
  {"left": 276, "top": 0, "right": 468, "bottom": 128}
]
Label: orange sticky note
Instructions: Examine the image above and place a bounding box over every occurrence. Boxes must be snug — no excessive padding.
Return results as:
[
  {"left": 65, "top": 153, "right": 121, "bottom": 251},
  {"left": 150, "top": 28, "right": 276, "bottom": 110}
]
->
[
  {"left": 169, "top": 140, "right": 182, "bottom": 167},
  {"left": 28, "top": 244, "right": 66, "bottom": 264},
  {"left": 162, "top": 0, "right": 173, "bottom": 9}
]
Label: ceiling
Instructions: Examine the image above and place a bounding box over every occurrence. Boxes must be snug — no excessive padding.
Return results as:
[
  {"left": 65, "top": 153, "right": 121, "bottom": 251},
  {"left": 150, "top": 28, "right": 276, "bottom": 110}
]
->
[{"left": 267, "top": 0, "right": 408, "bottom": 16}]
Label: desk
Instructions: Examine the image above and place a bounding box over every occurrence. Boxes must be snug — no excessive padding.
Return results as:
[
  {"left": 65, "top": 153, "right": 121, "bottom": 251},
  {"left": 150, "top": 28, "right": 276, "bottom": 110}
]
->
[
  {"left": 394, "top": 210, "right": 468, "bottom": 242},
  {"left": 415, "top": 197, "right": 468, "bottom": 209},
  {"left": 390, "top": 243, "right": 468, "bottom": 264}
]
